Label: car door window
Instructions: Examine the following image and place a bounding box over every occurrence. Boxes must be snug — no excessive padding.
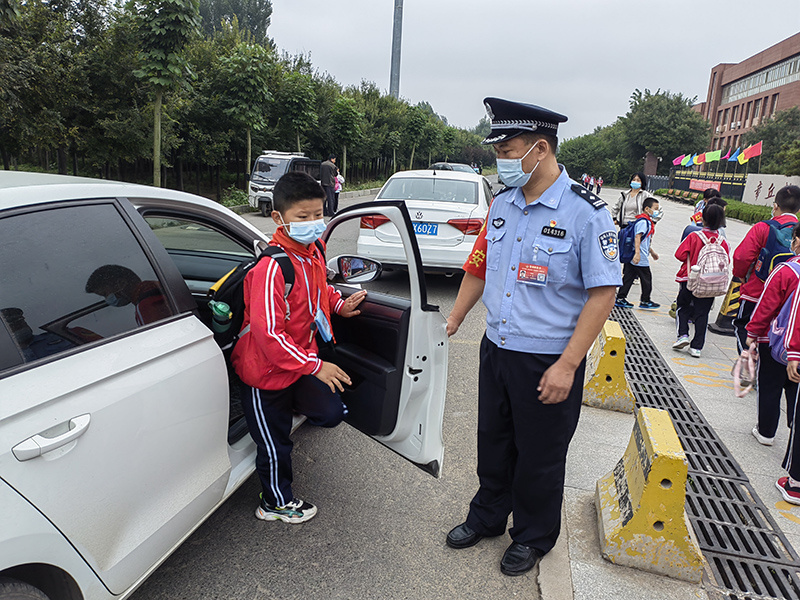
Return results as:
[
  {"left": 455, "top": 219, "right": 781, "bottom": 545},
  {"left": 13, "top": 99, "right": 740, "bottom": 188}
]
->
[{"left": 0, "top": 203, "right": 175, "bottom": 372}]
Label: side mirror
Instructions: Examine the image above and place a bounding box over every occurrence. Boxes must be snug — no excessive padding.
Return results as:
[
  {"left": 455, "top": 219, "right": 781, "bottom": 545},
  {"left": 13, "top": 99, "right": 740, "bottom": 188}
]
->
[{"left": 327, "top": 255, "right": 382, "bottom": 284}]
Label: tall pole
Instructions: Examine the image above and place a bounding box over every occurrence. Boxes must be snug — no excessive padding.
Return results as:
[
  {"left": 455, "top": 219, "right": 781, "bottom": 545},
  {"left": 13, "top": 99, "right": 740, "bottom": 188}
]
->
[{"left": 389, "top": 0, "right": 403, "bottom": 99}]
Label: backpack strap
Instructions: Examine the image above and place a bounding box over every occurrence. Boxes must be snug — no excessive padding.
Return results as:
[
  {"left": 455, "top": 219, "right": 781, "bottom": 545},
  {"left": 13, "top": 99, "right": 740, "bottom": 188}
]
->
[{"left": 259, "top": 246, "right": 295, "bottom": 299}]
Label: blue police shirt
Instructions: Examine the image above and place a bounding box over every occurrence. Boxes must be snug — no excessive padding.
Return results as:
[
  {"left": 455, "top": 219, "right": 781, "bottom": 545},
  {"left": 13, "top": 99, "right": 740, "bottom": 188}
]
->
[{"left": 482, "top": 167, "right": 621, "bottom": 354}]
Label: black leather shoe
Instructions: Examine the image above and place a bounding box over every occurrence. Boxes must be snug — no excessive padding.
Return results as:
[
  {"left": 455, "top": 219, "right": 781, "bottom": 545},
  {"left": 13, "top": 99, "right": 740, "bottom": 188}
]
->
[
  {"left": 446, "top": 523, "right": 483, "bottom": 549},
  {"left": 500, "top": 542, "right": 541, "bottom": 576}
]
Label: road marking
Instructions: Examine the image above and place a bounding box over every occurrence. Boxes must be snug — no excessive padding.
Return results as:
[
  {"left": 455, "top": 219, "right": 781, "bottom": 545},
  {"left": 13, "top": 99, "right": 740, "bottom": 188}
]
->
[
  {"left": 776, "top": 501, "right": 800, "bottom": 525},
  {"left": 671, "top": 357, "right": 734, "bottom": 389}
]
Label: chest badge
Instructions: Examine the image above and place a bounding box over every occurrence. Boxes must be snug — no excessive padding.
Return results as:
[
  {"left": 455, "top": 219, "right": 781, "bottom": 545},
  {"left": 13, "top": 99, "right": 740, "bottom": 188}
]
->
[
  {"left": 549, "top": 219, "right": 557, "bottom": 227},
  {"left": 598, "top": 231, "right": 618, "bottom": 261},
  {"left": 492, "top": 217, "right": 505, "bottom": 229},
  {"left": 541, "top": 226, "right": 566, "bottom": 239}
]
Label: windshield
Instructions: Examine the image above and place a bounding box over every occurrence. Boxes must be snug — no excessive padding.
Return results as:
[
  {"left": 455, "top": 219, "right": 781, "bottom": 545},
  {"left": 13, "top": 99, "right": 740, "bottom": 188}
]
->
[
  {"left": 251, "top": 158, "right": 290, "bottom": 182},
  {"left": 378, "top": 177, "right": 478, "bottom": 204}
]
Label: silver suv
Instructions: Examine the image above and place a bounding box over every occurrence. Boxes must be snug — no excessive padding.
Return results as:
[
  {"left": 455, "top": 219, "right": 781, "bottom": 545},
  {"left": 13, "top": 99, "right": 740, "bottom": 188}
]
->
[{"left": 248, "top": 151, "right": 321, "bottom": 216}]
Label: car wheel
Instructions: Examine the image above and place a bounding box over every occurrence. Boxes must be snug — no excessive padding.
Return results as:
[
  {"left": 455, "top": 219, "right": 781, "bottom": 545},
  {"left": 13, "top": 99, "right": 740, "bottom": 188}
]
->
[
  {"left": 0, "top": 578, "right": 50, "bottom": 600},
  {"left": 260, "top": 202, "right": 271, "bottom": 217}
]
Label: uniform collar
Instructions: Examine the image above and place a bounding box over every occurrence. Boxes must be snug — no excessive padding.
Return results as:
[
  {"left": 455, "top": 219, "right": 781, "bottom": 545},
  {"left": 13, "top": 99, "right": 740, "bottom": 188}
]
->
[{"left": 504, "top": 165, "right": 570, "bottom": 210}]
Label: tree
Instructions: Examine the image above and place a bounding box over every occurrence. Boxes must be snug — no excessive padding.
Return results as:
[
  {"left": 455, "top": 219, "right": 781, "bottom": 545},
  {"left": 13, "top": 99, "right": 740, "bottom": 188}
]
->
[
  {"left": 219, "top": 41, "right": 271, "bottom": 176},
  {"left": 135, "top": 0, "right": 201, "bottom": 186},
  {"left": 331, "top": 96, "right": 362, "bottom": 178},
  {"left": 619, "top": 89, "right": 710, "bottom": 175},
  {"left": 742, "top": 107, "right": 800, "bottom": 174},
  {"left": 276, "top": 70, "right": 316, "bottom": 153},
  {"left": 198, "top": 0, "right": 271, "bottom": 44},
  {"left": 404, "top": 105, "right": 426, "bottom": 169},
  {"left": 776, "top": 139, "right": 800, "bottom": 176}
]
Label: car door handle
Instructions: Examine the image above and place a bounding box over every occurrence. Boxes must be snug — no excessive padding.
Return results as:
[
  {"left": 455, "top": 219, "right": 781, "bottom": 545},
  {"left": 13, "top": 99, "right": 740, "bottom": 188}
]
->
[{"left": 12, "top": 414, "right": 91, "bottom": 461}]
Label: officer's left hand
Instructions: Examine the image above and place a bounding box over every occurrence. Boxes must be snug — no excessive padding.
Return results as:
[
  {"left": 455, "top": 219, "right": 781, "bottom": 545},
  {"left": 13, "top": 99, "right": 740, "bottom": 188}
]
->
[
  {"left": 340, "top": 290, "right": 367, "bottom": 318},
  {"left": 538, "top": 360, "right": 576, "bottom": 404}
]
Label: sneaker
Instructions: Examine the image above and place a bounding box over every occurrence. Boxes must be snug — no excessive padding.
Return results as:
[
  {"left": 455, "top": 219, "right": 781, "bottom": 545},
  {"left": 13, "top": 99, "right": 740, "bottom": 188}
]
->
[
  {"left": 639, "top": 301, "right": 660, "bottom": 310},
  {"left": 752, "top": 425, "right": 775, "bottom": 446},
  {"left": 688, "top": 348, "right": 702, "bottom": 358},
  {"left": 615, "top": 298, "right": 633, "bottom": 308},
  {"left": 256, "top": 496, "right": 317, "bottom": 523},
  {"left": 776, "top": 477, "right": 800, "bottom": 506},
  {"left": 672, "top": 336, "right": 690, "bottom": 350}
]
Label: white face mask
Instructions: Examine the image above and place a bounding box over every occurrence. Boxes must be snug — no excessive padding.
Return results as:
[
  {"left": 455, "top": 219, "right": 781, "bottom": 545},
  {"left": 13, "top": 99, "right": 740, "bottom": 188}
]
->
[
  {"left": 496, "top": 142, "right": 539, "bottom": 188},
  {"left": 279, "top": 215, "right": 326, "bottom": 245}
]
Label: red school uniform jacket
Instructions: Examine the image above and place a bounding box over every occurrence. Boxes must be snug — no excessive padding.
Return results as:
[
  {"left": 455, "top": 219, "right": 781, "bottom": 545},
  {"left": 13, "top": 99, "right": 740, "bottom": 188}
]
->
[
  {"left": 746, "top": 256, "right": 800, "bottom": 343},
  {"left": 733, "top": 214, "right": 799, "bottom": 303},
  {"left": 231, "top": 239, "right": 345, "bottom": 391},
  {"left": 674, "top": 229, "right": 730, "bottom": 282}
]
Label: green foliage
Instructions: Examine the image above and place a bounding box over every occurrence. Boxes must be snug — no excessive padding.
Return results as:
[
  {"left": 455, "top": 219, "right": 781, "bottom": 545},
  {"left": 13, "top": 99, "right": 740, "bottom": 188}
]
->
[
  {"left": 198, "top": 0, "right": 271, "bottom": 44},
  {"left": 742, "top": 107, "right": 800, "bottom": 174},
  {"left": 220, "top": 183, "right": 248, "bottom": 206},
  {"left": 276, "top": 70, "right": 316, "bottom": 151},
  {"left": 724, "top": 198, "right": 773, "bottom": 224}
]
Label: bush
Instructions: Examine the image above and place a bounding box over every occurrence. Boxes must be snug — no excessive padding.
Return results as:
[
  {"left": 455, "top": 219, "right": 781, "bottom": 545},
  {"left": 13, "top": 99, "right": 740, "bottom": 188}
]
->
[
  {"left": 220, "top": 185, "right": 249, "bottom": 207},
  {"left": 724, "top": 199, "right": 772, "bottom": 224}
]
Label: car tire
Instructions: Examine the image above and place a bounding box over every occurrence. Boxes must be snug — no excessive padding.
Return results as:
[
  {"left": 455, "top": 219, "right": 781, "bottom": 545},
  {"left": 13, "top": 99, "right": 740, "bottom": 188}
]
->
[
  {"left": 260, "top": 202, "right": 271, "bottom": 218},
  {"left": 0, "top": 578, "right": 50, "bottom": 600}
]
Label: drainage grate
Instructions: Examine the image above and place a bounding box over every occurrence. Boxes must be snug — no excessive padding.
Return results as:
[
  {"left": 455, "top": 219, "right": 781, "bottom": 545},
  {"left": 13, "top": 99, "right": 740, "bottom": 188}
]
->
[{"left": 608, "top": 307, "right": 800, "bottom": 600}]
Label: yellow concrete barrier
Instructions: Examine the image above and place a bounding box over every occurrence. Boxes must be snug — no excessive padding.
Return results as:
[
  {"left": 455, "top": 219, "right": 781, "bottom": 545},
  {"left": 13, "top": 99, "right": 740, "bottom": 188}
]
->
[
  {"left": 595, "top": 407, "right": 703, "bottom": 582},
  {"left": 708, "top": 279, "right": 741, "bottom": 336},
  {"left": 583, "top": 320, "right": 635, "bottom": 413}
]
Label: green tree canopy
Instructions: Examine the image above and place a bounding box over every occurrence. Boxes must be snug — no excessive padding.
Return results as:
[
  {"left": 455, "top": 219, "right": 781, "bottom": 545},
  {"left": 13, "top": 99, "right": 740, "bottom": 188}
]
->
[{"left": 742, "top": 106, "right": 800, "bottom": 174}]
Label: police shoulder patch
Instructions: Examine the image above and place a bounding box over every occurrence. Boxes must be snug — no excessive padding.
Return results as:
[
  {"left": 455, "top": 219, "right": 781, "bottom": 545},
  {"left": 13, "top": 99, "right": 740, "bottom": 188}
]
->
[
  {"left": 571, "top": 183, "right": 606, "bottom": 209},
  {"left": 598, "top": 231, "right": 618, "bottom": 262}
]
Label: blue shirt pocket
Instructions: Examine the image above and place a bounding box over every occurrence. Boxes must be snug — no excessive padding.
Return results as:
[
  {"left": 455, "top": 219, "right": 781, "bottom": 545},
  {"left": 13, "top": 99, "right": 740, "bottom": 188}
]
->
[
  {"left": 531, "top": 237, "right": 573, "bottom": 284},
  {"left": 486, "top": 228, "right": 506, "bottom": 271}
]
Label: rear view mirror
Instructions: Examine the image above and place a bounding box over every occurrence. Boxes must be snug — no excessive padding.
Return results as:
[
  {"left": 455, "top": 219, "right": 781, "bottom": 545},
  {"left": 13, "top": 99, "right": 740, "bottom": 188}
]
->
[{"left": 327, "top": 255, "right": 382, "bottom": 284}]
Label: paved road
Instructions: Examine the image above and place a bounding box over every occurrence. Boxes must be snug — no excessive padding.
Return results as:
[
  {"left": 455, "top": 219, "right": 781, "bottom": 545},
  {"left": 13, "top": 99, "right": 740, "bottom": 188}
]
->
[{"left": 131, "top": 180, "right": 541, "bottom": 600}]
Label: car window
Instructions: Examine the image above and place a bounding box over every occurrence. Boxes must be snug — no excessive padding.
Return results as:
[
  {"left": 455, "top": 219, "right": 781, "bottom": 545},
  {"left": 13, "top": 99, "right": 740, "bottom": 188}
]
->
[
  {"left": 251, "top": 157, "right": 289, "bottom": 182},
  {"left": 483, "top": 180, "right": 493, "bottom": 203},
  {"left": 291, "top": 160, "right": 321, "bottom": 181},
  {"left": 377, "top": 177, "right": 478, "bottom": 204},
  {"left": 0, "top": 203, "right": 175, "bottom": 373}
]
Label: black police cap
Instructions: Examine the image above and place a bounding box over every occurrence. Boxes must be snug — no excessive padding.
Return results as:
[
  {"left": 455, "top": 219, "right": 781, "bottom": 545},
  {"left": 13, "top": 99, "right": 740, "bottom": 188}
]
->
[{"left": 481, "top": 97, "right": 568, "bottom": 145}]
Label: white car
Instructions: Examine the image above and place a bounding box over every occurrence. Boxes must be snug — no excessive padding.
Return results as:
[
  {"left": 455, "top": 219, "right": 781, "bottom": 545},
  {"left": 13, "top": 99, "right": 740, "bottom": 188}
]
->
[
  {"left": 0, "top": 172, "right": 447, "bottom": 600},
  {"left": 356, "top": 169, "right": 492, "bottom": 273}
]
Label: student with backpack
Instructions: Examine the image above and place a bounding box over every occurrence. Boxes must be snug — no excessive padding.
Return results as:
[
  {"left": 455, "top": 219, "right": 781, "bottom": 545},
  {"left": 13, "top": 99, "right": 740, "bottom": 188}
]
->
[
  {"left": 733, "top": 186, "right": 800, "bottom": 354},
  {"left": 231, "top": 172, "right": 367, "bottom": 524},
  {"left": 672, "top": 204, "right": 730, "bottom": 357},
  {"left": 744, "top": 223, "right": 800, "bottom": 447},
  {"left": 615, "top": 197, "right": 661, "bottom": 310}
]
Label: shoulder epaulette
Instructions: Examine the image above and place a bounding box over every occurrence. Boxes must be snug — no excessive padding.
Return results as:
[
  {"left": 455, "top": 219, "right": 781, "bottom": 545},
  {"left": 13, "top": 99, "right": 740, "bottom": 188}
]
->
[{"left": 571, "top": 183, "right": 606, "bottom": 209}]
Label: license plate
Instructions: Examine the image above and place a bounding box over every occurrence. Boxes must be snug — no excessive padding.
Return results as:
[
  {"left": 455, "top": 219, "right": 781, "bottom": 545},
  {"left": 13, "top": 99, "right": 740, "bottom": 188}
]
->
[{"left": 413, "top": 222, "right": 438, "bottom": 236}]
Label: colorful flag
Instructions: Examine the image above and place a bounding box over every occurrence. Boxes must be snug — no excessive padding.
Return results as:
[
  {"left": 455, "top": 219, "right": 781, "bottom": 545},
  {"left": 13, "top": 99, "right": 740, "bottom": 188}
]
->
[
  {"left": 744, "top": 141, "right": 763, "bottom": 159},
  {"left": 705, "top": 150, "right": 722, "bottom": 163},
  {"left": 738, "top": 150, "right": 749, "bottom": 165},
  {"left": 721, "top": 148, "right": 731, "bottom": 160},
  {"left": 681, "top": 154, "right": 692, "bottom": 166},
  {"left": 673, "top": 154, "right": 686, "bottom": 166},
  {"left": 686, "top": 154, "right": 695, "bottom": 166},
  {"left": 728, "top": 148, "right": 741, "bottom": 162},
  {"left": 696, "top": 153, "right": 707, "bottom": 164}
]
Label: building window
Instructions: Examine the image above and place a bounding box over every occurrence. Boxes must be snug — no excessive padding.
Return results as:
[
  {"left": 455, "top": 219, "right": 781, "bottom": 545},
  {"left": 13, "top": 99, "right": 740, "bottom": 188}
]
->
[
  {"left": 753, "top": 98, "right": 761, "bottom": 119},
  {"left": 771, "top": 93, "right": 779, "bottom": 116},
  {"left": 720, "top": 52, "right": 800, "bottom": 104}
]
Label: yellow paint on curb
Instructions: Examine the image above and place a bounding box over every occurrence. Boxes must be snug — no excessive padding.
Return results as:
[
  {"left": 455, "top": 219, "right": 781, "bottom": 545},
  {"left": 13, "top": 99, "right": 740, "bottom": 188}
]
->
[
  {"left": 595, "top": 407, "right": 704, "bottom": 582},
  {"left": 583, "top": 320, "right": 635, "bottom": 414}
]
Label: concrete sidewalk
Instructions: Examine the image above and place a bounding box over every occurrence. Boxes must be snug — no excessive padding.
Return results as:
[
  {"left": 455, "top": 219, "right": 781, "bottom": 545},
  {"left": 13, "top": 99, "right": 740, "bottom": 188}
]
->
[{"left": 539, "top": 186, "right": 800, "bottom": 600}]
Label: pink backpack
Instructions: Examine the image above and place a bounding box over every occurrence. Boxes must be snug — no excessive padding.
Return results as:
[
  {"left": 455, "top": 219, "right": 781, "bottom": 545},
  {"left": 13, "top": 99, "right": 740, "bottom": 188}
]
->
[{"left": 687, "top": 231, "right": 730, "bottom": 297}]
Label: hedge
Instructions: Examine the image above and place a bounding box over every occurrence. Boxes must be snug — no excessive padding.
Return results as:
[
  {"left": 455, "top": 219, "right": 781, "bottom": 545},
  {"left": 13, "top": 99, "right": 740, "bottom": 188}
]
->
[{"left": 654, "top": 189, "right": 773, "bottom": 225}]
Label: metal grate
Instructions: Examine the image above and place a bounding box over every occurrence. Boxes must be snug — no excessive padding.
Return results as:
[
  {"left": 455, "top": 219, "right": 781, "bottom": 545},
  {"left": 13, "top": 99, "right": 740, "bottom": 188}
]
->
[{"left": 608, "top": 307, "right": 800, "bottom": 599}]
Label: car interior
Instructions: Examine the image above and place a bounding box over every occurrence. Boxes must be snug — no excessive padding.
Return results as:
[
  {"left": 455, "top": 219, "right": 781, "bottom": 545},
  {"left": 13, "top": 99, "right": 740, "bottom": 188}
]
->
[{"left": 139, "top": 209, "right": 412, "bottom": 445}]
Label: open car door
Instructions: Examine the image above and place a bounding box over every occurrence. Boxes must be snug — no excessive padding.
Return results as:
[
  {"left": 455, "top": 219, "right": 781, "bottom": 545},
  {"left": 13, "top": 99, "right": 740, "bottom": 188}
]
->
[{"left": 322, "top": 201, "right": 447, "bottom": 477}]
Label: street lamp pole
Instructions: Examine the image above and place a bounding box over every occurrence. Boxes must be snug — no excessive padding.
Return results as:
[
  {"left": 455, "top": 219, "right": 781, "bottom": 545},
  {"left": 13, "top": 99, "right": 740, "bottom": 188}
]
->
[{"left": 389, "top": 0, "right": 403, "bottom": 99}]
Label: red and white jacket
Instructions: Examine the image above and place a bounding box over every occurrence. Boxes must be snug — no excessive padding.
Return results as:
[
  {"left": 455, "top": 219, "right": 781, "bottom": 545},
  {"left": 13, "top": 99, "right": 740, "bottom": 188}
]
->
[
  {"left": 231, "top": 241, "right": 345, "bottom": 391},
  {"left": 733, "top": 214, "right": 799, "bottom": 303},
  {"left": 746, "top": 256, "right": 800, "bottom": 344},
  {"left": 674, "top": 229, "right": 730, "bottom": 282}
]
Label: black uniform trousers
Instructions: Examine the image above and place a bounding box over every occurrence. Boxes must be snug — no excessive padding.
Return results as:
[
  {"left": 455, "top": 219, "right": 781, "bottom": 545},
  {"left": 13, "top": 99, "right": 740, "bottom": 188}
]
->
[
  {"left": 757, "top": 343, "right": 797, "bottom": 438},
  {"left": 733, "top": 299, "right": 757, "bottom": 355},
  {"left": 465, "top": 335, "right": 586, "bottom": 554},
  {"left": 783, "top": 385, "right": 800, "bottom": 480},
  {"left": 676, "top": 282, "right": 714, "bottom": 350},
  {"left": 617, "top": 263, "right": 653, "bottom": 303},
  {"left": 239, "top": 375, "right": 346, "bottom": 508}
]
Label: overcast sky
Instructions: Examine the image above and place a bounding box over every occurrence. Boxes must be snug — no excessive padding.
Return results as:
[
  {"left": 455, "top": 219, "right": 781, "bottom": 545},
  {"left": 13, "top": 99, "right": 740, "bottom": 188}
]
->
[{"left": 270, "top": 1, "right": 800, "bottom": 141}]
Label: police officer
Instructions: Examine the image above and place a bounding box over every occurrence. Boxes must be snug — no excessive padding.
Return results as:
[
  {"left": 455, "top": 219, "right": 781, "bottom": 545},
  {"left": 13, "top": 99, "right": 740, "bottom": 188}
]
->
[{"left": 445, "top": 98, "right": 621, "bottom": 575}]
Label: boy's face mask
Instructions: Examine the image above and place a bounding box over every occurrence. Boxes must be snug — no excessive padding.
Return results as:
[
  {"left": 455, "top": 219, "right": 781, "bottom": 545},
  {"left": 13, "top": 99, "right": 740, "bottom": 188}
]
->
[{"left": 279, "top": 215, "right": 326, "bottom": 245}]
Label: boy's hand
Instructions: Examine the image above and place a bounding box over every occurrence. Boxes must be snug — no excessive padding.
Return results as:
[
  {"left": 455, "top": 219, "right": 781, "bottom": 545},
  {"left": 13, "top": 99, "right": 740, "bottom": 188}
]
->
[
  {"left": 650, "top": 250, "right": 659, "bottom": 261},
  {"left": 340, "top": 290, "right": 367, "bottom": 318},
  {"left": 788, "top": 361, "right": 800, "bottom": 384},
  {"left": 632, "top": 251, "right": 640, "bottom": 265},
  {"left": 315, "top": 361, "right": 352, "bottom": 393}
]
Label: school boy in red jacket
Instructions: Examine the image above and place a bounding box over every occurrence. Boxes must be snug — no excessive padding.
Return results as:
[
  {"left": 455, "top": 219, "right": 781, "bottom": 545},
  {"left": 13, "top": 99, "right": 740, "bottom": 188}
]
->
[
  {"left": 672, "top": 204, "right": 729, "bottom": 357},
  {"left": 232, "top": 172, "right": 367, "bottom": 523},
  {"left": 733, "top": 186, "right": 800, "bottom": 353},
  {"left": 745, "top": 224, "right": 800, "bottom": 447}
]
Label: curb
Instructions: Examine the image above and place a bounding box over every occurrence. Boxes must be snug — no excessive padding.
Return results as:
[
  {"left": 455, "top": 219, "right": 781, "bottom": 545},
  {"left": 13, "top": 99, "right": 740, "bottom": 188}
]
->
[
  {"left": 538, "top": 501, "right": 574, "bottom": 600},
  {"left": 339, "top": 187, "right": 382, "bottom": 199}
]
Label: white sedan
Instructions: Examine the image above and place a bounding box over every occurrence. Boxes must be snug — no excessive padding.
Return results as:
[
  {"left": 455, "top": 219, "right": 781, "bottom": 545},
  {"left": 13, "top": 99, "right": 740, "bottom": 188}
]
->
[
  {"left": 356, "top": 169, "right": 492, "bottom": 274},
  {"left": 0, "top": 172, "right": 447, "bottom": 600}
]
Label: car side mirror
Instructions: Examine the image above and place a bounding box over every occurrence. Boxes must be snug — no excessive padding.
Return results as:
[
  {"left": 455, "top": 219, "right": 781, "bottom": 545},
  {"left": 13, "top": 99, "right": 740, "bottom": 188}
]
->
[{"left": 327, "top": 255, "right": 382, "bottom": 284}]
